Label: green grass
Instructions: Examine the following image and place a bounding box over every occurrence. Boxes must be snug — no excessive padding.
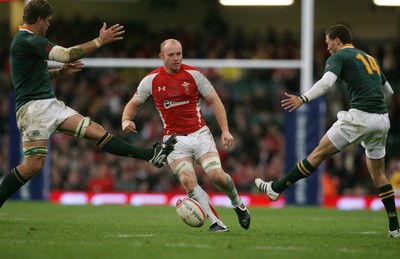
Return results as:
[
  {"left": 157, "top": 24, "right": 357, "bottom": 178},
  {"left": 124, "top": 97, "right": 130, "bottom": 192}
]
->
[{"left": 0, "top": 201, "right": 399, "bottom": 259}]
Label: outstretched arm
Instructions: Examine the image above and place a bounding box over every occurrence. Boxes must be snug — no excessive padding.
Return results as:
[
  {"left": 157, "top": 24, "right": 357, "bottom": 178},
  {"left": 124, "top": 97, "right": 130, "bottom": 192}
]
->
[
  {"left": 281, "top": 71, "right": 337, "bottom": 112},
  {"left": 281, "top": 92, "right": 303, "bottom": 112},
  {"left": 48, "top": 22, "right": 124, "bottom": 63},
  {"left": 49, "top": 60, "right": 84, "bottom": 79}
]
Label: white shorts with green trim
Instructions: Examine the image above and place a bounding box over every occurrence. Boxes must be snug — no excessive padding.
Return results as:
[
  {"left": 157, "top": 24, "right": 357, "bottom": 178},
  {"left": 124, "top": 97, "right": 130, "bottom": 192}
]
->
[
  {"left": 327, "top": 109, "right": 390, "bottom": 159},
  {"left": 16, "top": 98, "right": 78, "bottom": 142}
]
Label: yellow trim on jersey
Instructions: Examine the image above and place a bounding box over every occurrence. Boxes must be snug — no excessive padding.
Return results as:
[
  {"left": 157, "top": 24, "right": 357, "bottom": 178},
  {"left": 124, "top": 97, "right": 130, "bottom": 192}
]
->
[{"left": 342, "top": 44, "right": 354, "bottom": 48}]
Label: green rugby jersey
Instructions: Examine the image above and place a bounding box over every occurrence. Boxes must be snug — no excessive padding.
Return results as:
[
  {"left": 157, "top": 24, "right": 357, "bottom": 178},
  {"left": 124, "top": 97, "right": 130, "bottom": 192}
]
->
[
  {"left": 325, "top": 45, "right": 388, "bottom": 114},
  {"left": 10, "top": 27, "right": 56, "bottom": 111}
]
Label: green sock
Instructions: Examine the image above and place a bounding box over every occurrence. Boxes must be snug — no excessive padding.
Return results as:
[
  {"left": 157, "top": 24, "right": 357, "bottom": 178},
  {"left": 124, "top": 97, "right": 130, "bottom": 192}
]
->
[
  {"left": 97, "top": 133, "right": 154, "bottom": 161},
  {"left": 272, "top": 158, "right": 316, "bottom": 193},
  {"left": 378, "top": 184, "right": 399, "bottom": 231},
  {"left": 0, "top": 168, "right": 26, "bottom": 208}
]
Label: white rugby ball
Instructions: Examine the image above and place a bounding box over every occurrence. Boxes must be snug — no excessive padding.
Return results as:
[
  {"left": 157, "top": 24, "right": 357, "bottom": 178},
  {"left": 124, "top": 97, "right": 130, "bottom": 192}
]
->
[{"left": 176, "top": 197, "right": 206, "bottom": 228}]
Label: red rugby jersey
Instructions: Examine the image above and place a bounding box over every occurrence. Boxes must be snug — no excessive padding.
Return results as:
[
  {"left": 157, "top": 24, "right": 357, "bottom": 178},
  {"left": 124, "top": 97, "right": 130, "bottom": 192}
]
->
[{"left": 134, "top": 64, "right": 214, "bottom": 135}]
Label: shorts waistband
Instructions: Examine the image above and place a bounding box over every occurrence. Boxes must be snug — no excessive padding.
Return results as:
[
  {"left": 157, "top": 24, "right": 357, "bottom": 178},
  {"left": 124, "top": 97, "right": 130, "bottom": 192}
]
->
[{"left": 170, "top": 126, "right": 208, "bottom": 137}]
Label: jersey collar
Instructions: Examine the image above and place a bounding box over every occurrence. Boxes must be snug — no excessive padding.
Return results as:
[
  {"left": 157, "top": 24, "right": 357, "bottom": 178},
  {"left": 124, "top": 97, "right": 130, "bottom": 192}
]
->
[
  {"left": 342, "top": 44, "right": 354, "bottom": 49},
  {"left": 18, "top": 25, "right": 34, "bottom": 34}
]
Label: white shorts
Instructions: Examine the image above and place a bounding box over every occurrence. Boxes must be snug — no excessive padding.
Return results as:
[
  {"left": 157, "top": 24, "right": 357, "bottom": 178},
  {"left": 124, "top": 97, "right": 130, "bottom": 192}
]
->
[
  {"left": 16, "top": 98, "right": 78, "bottom": 142},
  {"left": 327, "top": 109, "right": 390, "bottom": 159},
  {"left": 165, "top": 126, "right": 218, "bottom": 164}
]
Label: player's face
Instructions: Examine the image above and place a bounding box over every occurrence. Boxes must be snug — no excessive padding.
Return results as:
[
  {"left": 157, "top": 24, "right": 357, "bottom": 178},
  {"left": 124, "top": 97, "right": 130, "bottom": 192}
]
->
[
  {"left": 38, "top": 16, "right": 52, "bottom": 36},
  {"left": 325, "top": 35, "right": 342, "bottom": 55},
  {"left": 160, "top": 42, "right": 182, "bottom": 74}
]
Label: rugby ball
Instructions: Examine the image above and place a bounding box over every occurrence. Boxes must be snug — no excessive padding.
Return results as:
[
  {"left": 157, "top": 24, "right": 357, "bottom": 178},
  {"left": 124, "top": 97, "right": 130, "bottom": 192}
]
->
[{"left": 176, "top": 197, "right": 206, "bottom": 227}]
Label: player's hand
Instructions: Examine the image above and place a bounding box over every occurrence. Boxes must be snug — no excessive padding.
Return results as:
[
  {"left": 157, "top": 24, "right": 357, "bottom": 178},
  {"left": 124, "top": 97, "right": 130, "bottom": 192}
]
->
[
  {"left": 122, "top": 120, "right": 137, "bottom": 134},
  {"left": 98, "top": 22, "right": 125, "bottom": 45},
  {"left": 281, "top": 92, "right": 303, "bottom": 112},
  {"left": 221, "top": 131, "right": 233, "bottom": 150},
  {"left": 60, "top": 60, "right": 84, "bottom": 77}
]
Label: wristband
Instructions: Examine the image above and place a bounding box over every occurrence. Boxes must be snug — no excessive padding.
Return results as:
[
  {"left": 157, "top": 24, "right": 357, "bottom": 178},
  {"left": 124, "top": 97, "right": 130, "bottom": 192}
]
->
[
  {"left": 299, "top": 95, "right": 309, "bottom": 104},
  {"left": 121, "top": 115, "right": 130, "bottom": 122},
  {"left": 94, "top": 38, "right": 103, "bottom": 48}
]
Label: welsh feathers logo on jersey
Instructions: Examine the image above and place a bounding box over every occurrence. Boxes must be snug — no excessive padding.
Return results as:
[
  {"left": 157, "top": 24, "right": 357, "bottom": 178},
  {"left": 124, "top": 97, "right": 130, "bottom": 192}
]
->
[{"left": 182, "top": 81, "right": 190, "bottom": 94}]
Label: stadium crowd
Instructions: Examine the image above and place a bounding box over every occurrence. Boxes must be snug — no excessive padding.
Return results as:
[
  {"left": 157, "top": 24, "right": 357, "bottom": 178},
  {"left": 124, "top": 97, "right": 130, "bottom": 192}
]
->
[{"left": 1, "top": 16, "right": 400, "bottom": 196}]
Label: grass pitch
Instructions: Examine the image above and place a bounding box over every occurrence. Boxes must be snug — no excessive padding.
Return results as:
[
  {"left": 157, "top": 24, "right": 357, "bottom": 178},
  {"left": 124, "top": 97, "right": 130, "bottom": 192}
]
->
[{"left": 0, "top": 201, "right": 399, "bottom": 259}]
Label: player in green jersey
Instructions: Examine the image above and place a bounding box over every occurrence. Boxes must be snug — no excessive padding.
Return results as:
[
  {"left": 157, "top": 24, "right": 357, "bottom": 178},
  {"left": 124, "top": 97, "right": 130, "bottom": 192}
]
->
[
  {"left": 255, "top": 24, "right": 399, "bottom": 238},
  {"left": 0, "top": 0, "right": 176, "bottom": 208}
]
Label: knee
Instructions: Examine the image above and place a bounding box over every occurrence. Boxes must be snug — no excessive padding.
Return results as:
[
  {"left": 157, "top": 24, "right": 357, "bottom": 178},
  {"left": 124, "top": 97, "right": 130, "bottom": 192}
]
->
[
  {"left": 307, "top": 151, "right": 326, "bottom": 168},
  {"left": 27, "top": 161, "right": 44, "bottom": 176},
  {"left": 179, "top": 171, "right": 198, "bottom": 191},
  {"left": 21, "top": 157, "right": 45, "bottom": 180},
  {"left": 201, "top": 157, "right": 225, "bottom": 185},
  {"left": 84, "top": 121, "right": 106, "bottom": 141},
  {"left": 208, "top": 169, "right": 227, "bottom": 186},
  {"left": 174, "top": 161, "right": 198, "bottom": 191}
]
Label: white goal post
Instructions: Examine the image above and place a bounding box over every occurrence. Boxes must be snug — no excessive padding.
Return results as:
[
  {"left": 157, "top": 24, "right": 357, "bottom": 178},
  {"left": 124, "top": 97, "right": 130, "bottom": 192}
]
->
[
  {"left": 49, "top": 0, "right": 314, "bottom": 92},
  {"left": 49, "top": 58, "right": 301, "bottom": 69}
]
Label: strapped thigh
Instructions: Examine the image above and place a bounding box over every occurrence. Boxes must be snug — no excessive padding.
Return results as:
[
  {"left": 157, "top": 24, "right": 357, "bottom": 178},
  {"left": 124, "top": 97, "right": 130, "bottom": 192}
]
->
[
  {"left": 23, "top": 146, "right": 48, "bottom": 157},
  {"left": 74, "top": 117, "right": 91, "bottom": 138},
  {"left": 174, "top": 161, "right": 195, "bottom": 176},
  {"left": 201, "top": 157, "right": 221, "bottom": 174}
]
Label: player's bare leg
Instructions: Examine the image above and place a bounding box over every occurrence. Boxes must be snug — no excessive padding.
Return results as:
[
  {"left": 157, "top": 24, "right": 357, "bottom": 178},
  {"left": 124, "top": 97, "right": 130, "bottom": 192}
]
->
[
  {"left": 0, "top": 139, "right": 48, "bottom": 208},
  {"left": 256, "top": 134, "right": 338, "bottom": 199},
  {"left": 171, "top": 158, "right": 228, "bottom": 232},
  {"left": 208, "top": 169, "right": 251, "bottom": 229},
  {"left": 58, "top": 114, "right": 174, "bottom": 166},
  {"left": 200, "top": 154, "right": 250, "bottom": 230}
]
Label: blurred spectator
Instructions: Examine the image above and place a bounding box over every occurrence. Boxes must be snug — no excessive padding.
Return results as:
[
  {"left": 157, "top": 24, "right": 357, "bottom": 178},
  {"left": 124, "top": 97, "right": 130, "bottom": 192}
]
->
[
  {"left": 87, "top": 163, "right": 115, "bottom": 193},
  {"left": 114, "top": 170, "right": 138, "bottom": 191},
  {"left": 64, "top": 170, "right": 86, "bottom": 190},
  {"left": 322, "top": 171, "right": 340, "bottom": 197}
]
